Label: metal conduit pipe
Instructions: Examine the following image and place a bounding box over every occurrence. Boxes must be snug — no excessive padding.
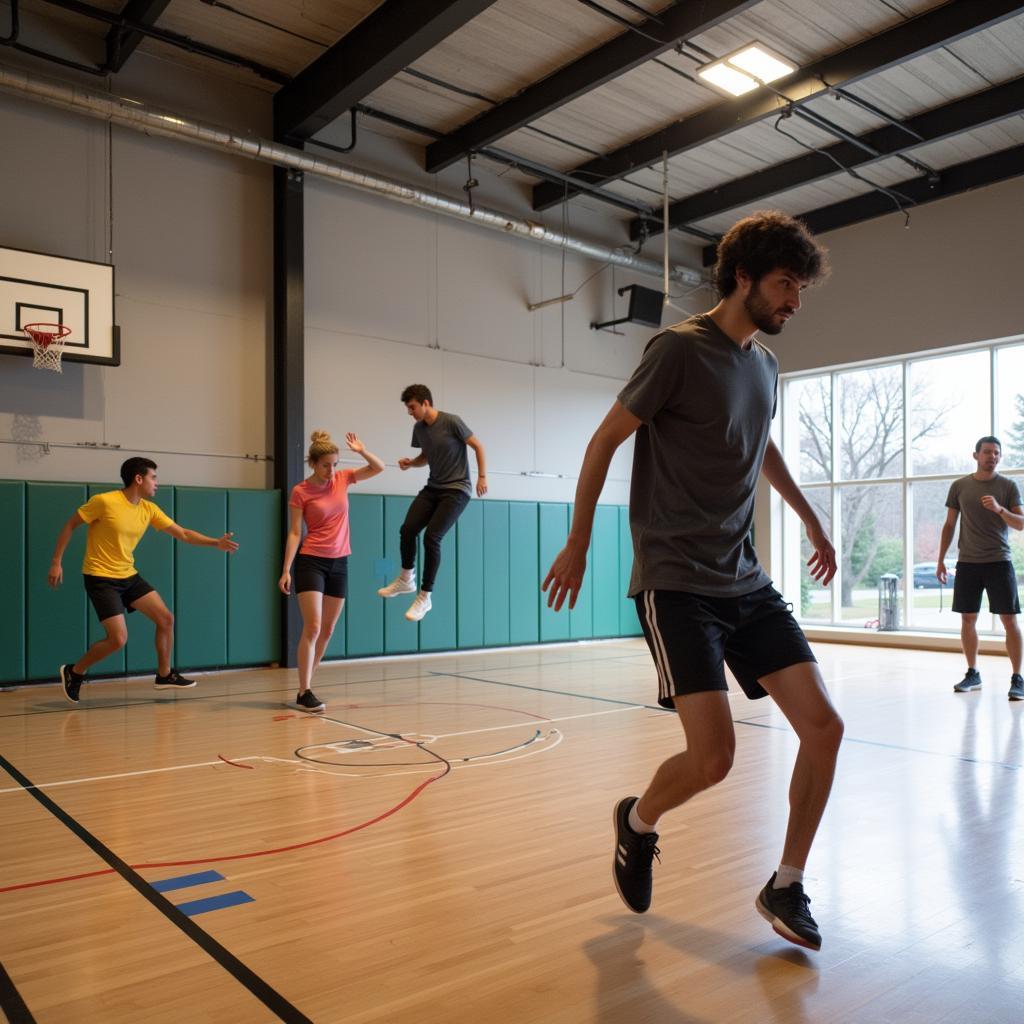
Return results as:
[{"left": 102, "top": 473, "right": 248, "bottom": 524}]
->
[{"left": 0, "top": 65, "right": 703, "bottom": 285}]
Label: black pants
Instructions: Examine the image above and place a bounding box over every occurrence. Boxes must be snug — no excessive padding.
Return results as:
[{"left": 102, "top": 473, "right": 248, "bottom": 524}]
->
[{"left": 400, "top": 486, "right": 470, "bottom": 591}]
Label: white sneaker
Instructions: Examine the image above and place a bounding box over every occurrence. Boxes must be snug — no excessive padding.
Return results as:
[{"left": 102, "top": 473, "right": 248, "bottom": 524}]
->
[
  {"left": 405, "top": 591, "right": 432, "bottom": 621},
  {"left": 378, "top": 574, "right": 416, "bottom": 598}
]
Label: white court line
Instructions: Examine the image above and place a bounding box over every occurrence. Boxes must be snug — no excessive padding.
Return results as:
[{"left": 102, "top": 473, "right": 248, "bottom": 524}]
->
[{"left": 431, "top": 704, "right": 643, "bottom": 739}]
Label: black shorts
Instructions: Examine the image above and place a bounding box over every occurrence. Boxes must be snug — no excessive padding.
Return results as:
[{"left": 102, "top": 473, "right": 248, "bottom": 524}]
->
[
  {"left": 634, "top": 584, "right": 817, "bottom": 707},
  {"left": 293, "top": 554, "right": 348, "bottom": 598},
  {"left": 952, "top": 561, "right": 1020, "bottom": 615},
  {"left": 83, "top": 573, "right": 155, "bottom": 622}
]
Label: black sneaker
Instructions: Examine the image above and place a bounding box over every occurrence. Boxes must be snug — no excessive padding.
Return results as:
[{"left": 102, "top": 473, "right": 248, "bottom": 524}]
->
[
  {"left": 59, "top": 664, "right": 82, "bottom": 704},
  {"left": 756, "top": 874, "right": 822, "bottom": 951},
  {"left": 612, "top": 796, "right": 660, "bottom": 914},
  {"left": 953, "top": 668, "right": 982, "bottom": 693},
  {"left": 1009, "top": 674, "right": 1024, "bottom": 701},
  {"left": 295, "top": 690, "right": 326, "bottom": 713},
  {"left": 154, "top": 670, "right": 197, "bottom": 690}
]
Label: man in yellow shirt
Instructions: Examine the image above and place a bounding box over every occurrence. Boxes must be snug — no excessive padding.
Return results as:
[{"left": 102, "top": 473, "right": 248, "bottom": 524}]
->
[{"left": 48, "top": 457, "right": 239, "bottom": 703}]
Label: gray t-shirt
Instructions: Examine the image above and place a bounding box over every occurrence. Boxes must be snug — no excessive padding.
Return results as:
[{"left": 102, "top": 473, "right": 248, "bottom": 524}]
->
[
  {"left": 945, "top": 473, "right": 1022, "bottom": 562},
  {"left": 412, "top": 411, "right": 473, "bottom": 495},
  {"left": 618, "top": 314, "right": 778, "bottom": 598}
]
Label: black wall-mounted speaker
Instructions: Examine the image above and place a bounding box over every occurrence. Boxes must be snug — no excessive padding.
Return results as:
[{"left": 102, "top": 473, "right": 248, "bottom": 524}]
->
[{"left": 625, "top": 285, "right": 664, "bottom": 328}]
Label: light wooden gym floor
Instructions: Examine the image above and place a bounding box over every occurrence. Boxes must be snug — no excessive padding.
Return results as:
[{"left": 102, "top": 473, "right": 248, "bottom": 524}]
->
[{"left": 1, "top": 640, "right": 1022, "bottom": 1023}]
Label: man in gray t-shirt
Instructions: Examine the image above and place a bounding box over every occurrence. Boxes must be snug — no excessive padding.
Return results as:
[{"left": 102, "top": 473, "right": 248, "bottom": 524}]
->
[
  {"left": 377, "top": 384, "right": 487, "bottom": 623},
  {"left": 937, "top": 436, "right": 1024, "bottom": 698},
  {"left": 543, "top": 211, "right": 842, "bottom": 952}
]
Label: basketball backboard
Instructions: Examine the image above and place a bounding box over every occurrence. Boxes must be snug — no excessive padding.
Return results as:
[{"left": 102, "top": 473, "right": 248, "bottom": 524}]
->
[{"left": 0, "top": 245, "right": 119, "bottom": 365}]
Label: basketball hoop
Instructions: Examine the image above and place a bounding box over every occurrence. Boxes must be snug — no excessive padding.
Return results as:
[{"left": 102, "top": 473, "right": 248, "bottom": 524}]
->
[{"left": 22, "top": 323, "right": 72, "bottom": 373}]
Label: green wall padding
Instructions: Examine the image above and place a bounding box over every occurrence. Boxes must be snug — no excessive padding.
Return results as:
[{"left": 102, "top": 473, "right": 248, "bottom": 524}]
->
[
  {"left": 418, "top": 526, "right": 456, "bottom": 652},
  {"left": 539, "top": 503, "right": 571, "bottom": 643},
  {"left": 0, "top": 482, "right": 25, "bottom": 682},
  {"left": 27, "top": 483, "right": 87, "bottom": 682},
  {"left": 384, "top": 495, "right": 417, "bottom": 654},
  {"left": 125, "top": 486, "right": 176, "bottom": 674},
  {"left": 483, "top": 502, "right": 510, "bottom": 647},
  {"left": 346, "top": 493, "right": 385, "bottom": 656},
  {"left": 228, "top": 490, "right": 282, "bottom": 666},
  {"left": 85, "top": 484, "right": 126, "bottom": 677},
  {"left": 508, "top": 501, "right": 539, "bottom": 645},
  {"left": 456, "top": 500, "right": 485, "bottom": 649},
  {"left": 592, "top": 505, "right": 621, "bottom": 638},
  {"left": 174, "top": 488, "right": 227, "bottom": 669},
  {"left": 619, "top": 506, "right": 641, "bottom": 636}
]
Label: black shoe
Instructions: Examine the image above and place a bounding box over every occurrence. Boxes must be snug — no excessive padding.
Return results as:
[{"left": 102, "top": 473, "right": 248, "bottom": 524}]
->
[
  {"left": 59, "top": 664, "right": 82, "bottom": 704},
  {"left": 953, "top": 668, "right": 982, "bottom": 693},
  {"left": 612, "top": 797, "right": 660, "bottom": 914},
  {"left": 756, "top": 874, "right": 822, "bottom": 951},
  {"left": 1010, "top": 674, "right": 1024, "bottom": 701},
  {"left": 154, "top": 670, "right": 197, "bottom": 690},
  {"left": 295, "top": 689, "right": 326, "bottom": 713}
]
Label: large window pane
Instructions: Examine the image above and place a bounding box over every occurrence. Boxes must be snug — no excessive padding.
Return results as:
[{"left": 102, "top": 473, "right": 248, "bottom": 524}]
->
[
  {"left": 996, "top": 345, "right": 1024, "bottom": 472},
  {"left": 788, "top": 376, "right": 831, "bottom": 483},
  {"left": 798, "top": 488, "right": 832, "bottom": 622},
  {"left": 838, "top": 483, "right": 903, "bottom": 624},
  {"left": 909, "top": 351, "right": 990, "bottom": 476},
  {"left": 839, "top": 366, "right": 904, "bottom": 480},
  {"left": 909, "top": 480, "right": 960, "bottom": 630}
]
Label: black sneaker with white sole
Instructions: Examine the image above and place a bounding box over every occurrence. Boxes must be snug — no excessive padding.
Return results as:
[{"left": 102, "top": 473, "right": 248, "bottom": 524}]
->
[
  {"left": 612, "top": 796, "right": 660, "bottom": 914},
  {"left": 154, "top": 670, "right": 197, "bottom": 690},
  {"left": 953, "top": 668, "right": 982, "bottom": 693},
  {"left": 1009, "top": 674, "right": 1024, "bottom": 701},
  {"left": 295, "top": 689, "right": 326, "bottom": 713},
  {"left": 59, "top": 664, "right": 83, "bottom": 704},
  {"left": 756, "top": 874, "right": 822, "bottom": 951}
]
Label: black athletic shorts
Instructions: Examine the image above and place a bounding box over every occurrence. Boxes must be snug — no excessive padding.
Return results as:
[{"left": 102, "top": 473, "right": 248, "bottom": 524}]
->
[
  {"left": 293, "top": 553, "right": 348, "bottom": 598},
  {"left": 83, "top": 573, "right": 155, "bottom": 622},
  {"left": 952, "top": 560, "right": 1021, "bottom": 615},
  {"left": 634, "top": 584, "right": 817, "bottom": 707}
]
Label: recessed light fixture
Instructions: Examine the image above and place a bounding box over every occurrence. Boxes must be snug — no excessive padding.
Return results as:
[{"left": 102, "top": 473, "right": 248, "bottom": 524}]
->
[{"left": 697, "top": 43, "right": 796, "bottom": 97}]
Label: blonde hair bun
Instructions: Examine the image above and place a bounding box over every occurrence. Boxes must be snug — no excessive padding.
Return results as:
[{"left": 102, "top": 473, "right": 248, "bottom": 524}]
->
[
  {"left": 307, "top": 429, "right": 340, "bottom": 465},
  {"left": 310, "top": 429, "right": 333, "bottom": 445}
]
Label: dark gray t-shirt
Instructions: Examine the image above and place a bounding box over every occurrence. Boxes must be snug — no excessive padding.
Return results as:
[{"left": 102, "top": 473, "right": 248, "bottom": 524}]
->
[
  {"left": 945, "top": 474, "right": 1022, "bottom": 562},
  {"left": 618, "top": 315, "right": 778, "bottom": 598},
  {"left": 412, "top": 411, "right": 473, "bottom": 495}
]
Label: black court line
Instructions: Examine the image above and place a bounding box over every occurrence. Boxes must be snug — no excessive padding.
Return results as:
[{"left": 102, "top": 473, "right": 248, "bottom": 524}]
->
[
  {"left": 0, "top": 650, "right": 647, "bottom": 720},
  {"left": 0, "top": 753, "right": 312, "bottom": 1024},
  {"left": 0, "top": 959, "right": 36, "bottom": 1024},
  {"left": 435, "top": 671, "right": 1024, "bottom": 771}
]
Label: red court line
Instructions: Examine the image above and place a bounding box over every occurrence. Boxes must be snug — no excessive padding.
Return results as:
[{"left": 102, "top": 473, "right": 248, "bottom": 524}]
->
[
  {"left": 217, "top": 754, "right": 255, "bottom": 769},
  {"left": 0, "top": 769, "right": 446, "bottom": 894}
]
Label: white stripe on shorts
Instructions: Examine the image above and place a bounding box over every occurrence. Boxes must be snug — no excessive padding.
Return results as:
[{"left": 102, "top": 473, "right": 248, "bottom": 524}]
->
[{"left": 642, "top": 590, "right": 674, "bottom": 702}]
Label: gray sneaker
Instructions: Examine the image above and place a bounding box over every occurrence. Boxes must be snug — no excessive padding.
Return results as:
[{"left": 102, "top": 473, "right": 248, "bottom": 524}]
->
[
  {"left": 953, "top": 669, "right": 982, "bottom": 693},
  {"left": 1009, "top": 674, "right": 1024, "bottom": 701}
]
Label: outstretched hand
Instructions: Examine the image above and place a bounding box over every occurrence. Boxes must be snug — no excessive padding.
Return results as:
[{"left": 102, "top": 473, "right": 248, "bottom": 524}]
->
[
  {"left": 346, "top": 432, "right": 365, "bottom": 455},
  {"left": 217, "top": 532, "right": 239, "bottom": 553},
  {"left": 805, "top": 524, "right": 836, "bottom": 585},
  {"left": 542, "top": 540, "right": 588, "bottom": 611}
]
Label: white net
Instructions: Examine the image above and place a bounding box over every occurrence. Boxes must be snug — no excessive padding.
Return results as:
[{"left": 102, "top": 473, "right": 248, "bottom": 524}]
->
[{"left": 23, "top": 325, "right": 70, "bottom": 374}]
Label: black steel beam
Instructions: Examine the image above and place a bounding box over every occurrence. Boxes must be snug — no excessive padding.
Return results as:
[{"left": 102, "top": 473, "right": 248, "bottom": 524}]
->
[
  {"left": 105, "top": 0, "right": 170, "bottom": 72},
  {"left": 635, "top": 75, "right": 1024, "bottom": 240},
  {"left": 274, "top": 0, "right": 497, "bottom": 142},
  {"left": 534, "top": 0, "right": 1024, "bottom": 211},
  {"left": 424, "top": 0, "right": 759, "bottom": 174},
  {"left": 273, "top": 160, "right": 304, "bottom": 667},
  {"left": 698, "top": 142, "right": 1024, "bottom": 264}
]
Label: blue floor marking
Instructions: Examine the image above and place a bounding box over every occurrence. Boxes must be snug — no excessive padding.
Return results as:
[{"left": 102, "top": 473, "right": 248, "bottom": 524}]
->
[
  {"left": 176, "top": 891, "right": 254, "bottom": 917},
  {"left": 151, "top": 870, "right": 224, "bottom": 893}
]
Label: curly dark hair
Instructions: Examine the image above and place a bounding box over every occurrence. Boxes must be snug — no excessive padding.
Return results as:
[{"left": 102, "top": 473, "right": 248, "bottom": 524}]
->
[
  {"left": 713, "top": 210, "right": 830, "bottom": 298},
  {"left": 400, "top": 384, "right": 433, "bottom": 405}
]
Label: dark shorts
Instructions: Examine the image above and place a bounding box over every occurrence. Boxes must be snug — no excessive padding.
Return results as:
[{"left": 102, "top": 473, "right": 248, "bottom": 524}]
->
[
  {"left": 952, "top": 561, "right": 1020, "bottom": 615},
  {"left": 634, "top": 584, "right": 817, "bottom": 707},
  {"left": 293, "top": 554, "right": 349, "bottom": 599},
  {"left": 83, "top": 573, "right": 155, "bottom": 622}
]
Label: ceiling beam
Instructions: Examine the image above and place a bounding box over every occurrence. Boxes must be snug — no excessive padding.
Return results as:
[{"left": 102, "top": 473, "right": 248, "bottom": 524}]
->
[
  {"left": 698, "top": 142, "right": 1024, "bottom": 263},
  {"left": 274, "top": 0, "right": 497, "bottom": 143},
  {"left": 105, "top": 0, "right": 171, "bottom": 72},
  {"left": 423, "top": 0, "right": 760, "bottom": 174},
  {"left": 634, "top": 75, "right": 1024, "bottom": 240},
  {"left": 534, "top": 0, "right": 1024, "bottom": 211}
]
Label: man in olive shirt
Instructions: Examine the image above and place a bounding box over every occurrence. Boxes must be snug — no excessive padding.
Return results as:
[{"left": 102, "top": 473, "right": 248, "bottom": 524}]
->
[
  {"left": 937, "top": 436, "right": 1024, "bottom": 699},
  {"left": 49, "top": 456, "right": 239, "bottom": 703}
]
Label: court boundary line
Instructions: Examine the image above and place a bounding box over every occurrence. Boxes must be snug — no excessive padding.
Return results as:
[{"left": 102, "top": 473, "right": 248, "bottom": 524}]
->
[
  {"left": 0, "top": 958, "right": 36, "bottom": 1024},
  {"left": 0, "top": 753, "right": 313, "bottom": 1024}
]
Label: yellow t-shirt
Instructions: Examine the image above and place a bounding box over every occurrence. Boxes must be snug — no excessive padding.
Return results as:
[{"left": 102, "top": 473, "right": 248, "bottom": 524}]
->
[{"left": 78, "top": 490, "right": 175, "bottom": 578}]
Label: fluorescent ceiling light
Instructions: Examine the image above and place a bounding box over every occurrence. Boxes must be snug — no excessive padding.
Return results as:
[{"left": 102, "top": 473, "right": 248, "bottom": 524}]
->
[{"left": 697, "top": 43, "right": 796, "bottom": 97}]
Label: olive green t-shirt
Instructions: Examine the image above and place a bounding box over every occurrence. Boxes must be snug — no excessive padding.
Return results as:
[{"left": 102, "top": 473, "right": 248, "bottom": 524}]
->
[{"left": 945, "top": 473, "right": 1022, "bottom": 562}]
